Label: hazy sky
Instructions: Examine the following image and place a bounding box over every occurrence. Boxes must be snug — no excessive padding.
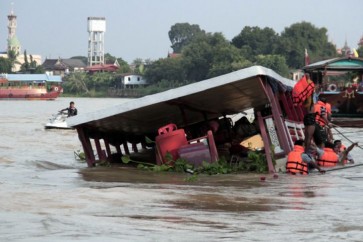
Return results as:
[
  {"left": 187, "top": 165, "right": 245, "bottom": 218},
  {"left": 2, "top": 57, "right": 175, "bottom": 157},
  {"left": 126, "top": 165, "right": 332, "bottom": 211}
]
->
[{"left": 1, "top": 0, "right": 363, "bottom": 64}]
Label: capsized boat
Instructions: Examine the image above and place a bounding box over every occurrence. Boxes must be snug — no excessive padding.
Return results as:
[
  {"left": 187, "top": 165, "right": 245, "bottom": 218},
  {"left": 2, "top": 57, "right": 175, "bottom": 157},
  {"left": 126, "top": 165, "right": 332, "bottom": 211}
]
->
[
  {"left": 45, "top": 111, "right": 71, "bottom": 129},
  {"left": 68, "top": 65, "right": 302, "bottom": 170}
]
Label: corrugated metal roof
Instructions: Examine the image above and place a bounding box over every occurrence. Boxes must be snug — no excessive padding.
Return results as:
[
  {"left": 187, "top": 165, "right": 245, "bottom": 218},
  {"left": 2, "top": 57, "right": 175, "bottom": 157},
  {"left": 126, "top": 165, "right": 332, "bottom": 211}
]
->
[
  {"left": 0, "top": 74, "right": 62, "bottom": 82},
  {"left": 68, "top": 65, "right": 294, "bottom": 135},
  {"left": 303, "top": 57, "right": 363, "bottom": 71},
  {"left": 42, "top": 59, "right": 87, "bottom": 69}
]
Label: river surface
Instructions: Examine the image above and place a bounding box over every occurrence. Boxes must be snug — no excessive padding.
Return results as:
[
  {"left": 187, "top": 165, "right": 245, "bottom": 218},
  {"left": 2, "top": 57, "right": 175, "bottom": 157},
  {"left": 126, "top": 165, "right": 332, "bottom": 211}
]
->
[{"left": 1, "top": 97, "right": 363, "bottom": 242}]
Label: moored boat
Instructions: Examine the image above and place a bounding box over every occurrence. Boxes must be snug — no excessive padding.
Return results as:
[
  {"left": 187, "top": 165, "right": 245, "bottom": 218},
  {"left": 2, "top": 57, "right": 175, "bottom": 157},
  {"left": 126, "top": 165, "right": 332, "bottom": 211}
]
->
[
  {"left": 0, "top": 74, "right": 63, "bottom": 100},
  {"left": 303, "top": 57, "right": 363, "bottom": 127}
]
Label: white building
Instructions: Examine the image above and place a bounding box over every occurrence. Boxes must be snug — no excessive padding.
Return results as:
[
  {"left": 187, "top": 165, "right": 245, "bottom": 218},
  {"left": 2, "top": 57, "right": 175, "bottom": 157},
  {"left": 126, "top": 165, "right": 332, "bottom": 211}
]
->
[{"left": 119, "top": 74, "right": 148, "bottom": 88}]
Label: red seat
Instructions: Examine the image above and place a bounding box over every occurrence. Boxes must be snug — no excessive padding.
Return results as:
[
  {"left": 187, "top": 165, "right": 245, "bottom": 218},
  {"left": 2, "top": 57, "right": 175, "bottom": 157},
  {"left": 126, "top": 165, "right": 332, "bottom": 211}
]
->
[
  {"left": 158, "top": 123, "right": 177, "bottom": 135},
  {"left": 155, "top": 124, "right": 188, "bottom": 165},
  {"left": 155, "top": 124, "right": 219, "bottom": 166}
]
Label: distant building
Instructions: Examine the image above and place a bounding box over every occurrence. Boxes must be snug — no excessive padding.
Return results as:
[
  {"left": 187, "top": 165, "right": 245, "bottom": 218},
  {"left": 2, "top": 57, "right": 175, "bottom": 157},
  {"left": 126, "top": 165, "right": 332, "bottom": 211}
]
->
[
  {"left": 0, "top": 52, "right": 42, "bottom": 72},
  {"left": 117, "top": 73, "right": 148, "bottom": 89},
  {"left": 167, "top": 52, "right": 181, "bottom": 59},
  {"left": 338, "top": 40, "right": 351, "bottom": 57},
  {"left": 1, "top": 6, "right": 42, "bottom": 72},
  {"left": 42, "top": 58, "right": 87, "bottom": 76},
  {"left": 85, "top": 59, "right": 120, "bottom": 74}
]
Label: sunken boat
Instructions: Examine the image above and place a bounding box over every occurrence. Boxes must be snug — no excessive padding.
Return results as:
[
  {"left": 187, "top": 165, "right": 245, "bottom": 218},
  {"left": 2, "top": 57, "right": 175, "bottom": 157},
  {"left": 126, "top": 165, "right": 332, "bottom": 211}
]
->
[{"left": 68, "top": 66, "right": 307, "bottom": 172}]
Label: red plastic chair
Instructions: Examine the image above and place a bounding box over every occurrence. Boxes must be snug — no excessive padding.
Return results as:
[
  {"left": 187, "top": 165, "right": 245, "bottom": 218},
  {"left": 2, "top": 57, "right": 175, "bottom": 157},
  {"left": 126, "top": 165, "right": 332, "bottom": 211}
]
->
[
  {"left": 158, "top": 123, "right": 177, "bottom": 135},
  {"left": 155, "top": 124, "right": 188, "bottom": 165}
]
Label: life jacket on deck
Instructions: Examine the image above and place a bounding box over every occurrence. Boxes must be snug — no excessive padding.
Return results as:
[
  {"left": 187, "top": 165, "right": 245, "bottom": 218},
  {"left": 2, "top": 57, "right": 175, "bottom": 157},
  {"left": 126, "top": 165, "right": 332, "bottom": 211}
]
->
[
  {"left": 286, "top": 145, "right": 308, "bottom": 175},
  {"left": 317, "top": 147, "right": 338, "bottom": 167},
  {"left": 292, "top": 75, "right": 315, "bottom": 107},
  {"left": 314, "top": 101, "right": 327, "bottom": 127}
]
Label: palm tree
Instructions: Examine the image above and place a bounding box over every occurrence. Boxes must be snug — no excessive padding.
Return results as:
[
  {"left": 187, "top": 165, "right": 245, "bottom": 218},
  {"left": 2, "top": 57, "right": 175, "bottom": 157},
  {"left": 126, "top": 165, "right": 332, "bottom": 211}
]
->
[
  {"left": 64, "top": 72, "right": 89, "bottom": 94},
  {"left": 7, "top": 49, "right": 19, "bottom": 73}
]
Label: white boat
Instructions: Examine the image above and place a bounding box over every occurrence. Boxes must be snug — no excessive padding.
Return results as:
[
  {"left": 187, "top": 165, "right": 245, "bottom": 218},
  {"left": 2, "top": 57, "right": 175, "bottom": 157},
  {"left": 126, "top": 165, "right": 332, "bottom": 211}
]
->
[{"left": 45, "top": 111, "right": 71, "bottom": 129}]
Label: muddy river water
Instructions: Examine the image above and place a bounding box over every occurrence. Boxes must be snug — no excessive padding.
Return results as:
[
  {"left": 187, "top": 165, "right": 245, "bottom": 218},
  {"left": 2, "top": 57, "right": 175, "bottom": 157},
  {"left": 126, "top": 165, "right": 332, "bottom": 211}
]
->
[{"left": 1, "top": 98, "right": 363, "bottom": 241}]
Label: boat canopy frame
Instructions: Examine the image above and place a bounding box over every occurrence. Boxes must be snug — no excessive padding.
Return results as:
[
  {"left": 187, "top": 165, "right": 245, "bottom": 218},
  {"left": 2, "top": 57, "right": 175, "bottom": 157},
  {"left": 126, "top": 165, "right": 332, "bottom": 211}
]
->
[{"left": 68, "top": 65, "right": 302, "bottom": 171}]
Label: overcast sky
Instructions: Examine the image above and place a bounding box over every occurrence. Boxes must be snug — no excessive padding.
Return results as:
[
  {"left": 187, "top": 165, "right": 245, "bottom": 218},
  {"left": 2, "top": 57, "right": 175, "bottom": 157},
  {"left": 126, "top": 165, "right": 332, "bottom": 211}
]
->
[{"left": 1, "top": 0, "right": 363, "bottom": 64}]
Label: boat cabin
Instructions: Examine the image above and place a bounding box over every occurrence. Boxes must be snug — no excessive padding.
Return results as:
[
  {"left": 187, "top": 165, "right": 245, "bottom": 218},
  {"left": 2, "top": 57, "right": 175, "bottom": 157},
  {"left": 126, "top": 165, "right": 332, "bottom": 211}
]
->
[
  {"left": 303, "top": 57, "right": 363, "bottom": 121},
  {"left": 68, "top": 66, "right": 307, "bottom": 173}
]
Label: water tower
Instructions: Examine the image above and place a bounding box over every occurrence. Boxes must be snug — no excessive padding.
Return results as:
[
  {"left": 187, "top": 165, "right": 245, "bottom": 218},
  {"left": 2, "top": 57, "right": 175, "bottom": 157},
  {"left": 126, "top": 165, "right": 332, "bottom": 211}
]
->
[{"left": 87, "top": 17, "right": 106, "bottom": 66}]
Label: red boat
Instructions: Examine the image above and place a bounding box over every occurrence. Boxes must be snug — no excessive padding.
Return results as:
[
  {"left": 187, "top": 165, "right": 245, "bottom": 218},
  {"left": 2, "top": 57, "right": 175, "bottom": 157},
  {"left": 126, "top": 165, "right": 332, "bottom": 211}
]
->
[
  {"left": 303, "top": 57, "right": 363, "bottom": 127},
  {"left": 0, "top": 74, "right": 63, "bottom": 100}
]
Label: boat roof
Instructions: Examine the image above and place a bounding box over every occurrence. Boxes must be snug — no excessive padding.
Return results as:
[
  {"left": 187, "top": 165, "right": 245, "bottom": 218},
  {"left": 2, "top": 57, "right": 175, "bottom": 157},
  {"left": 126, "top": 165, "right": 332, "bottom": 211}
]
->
[
  {"left": 0, "top": 74, "right": 62, "bottom": 82},
  {"left": 303, "top": 57, "right": 363, "bottom": 72},
  {"left": 68, "top": 65, "right": 294, "bottom": 135}
]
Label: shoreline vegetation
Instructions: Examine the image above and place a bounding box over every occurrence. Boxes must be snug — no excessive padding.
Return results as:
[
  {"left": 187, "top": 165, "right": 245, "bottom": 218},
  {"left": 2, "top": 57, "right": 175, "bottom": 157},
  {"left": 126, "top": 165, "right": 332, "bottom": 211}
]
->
[
  {"left": 48, "top": 22, "right": 351, "bottom": 99},
  {"left": 61, "top": 79, "right": 191, "bottom": 98}
]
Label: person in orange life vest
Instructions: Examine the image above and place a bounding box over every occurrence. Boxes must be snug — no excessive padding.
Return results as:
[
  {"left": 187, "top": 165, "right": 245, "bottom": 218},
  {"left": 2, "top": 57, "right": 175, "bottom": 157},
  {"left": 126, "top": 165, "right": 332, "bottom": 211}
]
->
[
  {"left": 286, "top": 139, "right": 325, "bottom": 175},
  {"left": 333, "top": 140, "right": 358, "bottom": 164},
  {"left": 316, "top": 141, "right": 342, "bottom": 167},
  {"left": 303, "top": 96, "right": 332, "bottom": 155},
  {"left": 301, "top": 73, "right": 315, "bottom": 111}
]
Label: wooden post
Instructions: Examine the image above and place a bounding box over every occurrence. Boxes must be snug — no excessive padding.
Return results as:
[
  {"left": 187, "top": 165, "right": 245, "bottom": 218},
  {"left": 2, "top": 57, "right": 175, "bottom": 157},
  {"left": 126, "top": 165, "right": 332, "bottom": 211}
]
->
[
  {"left": 256, "top": 112, "right": 275, "bottom": 173},
  {"left": 104, "top": 140, "right": 112, "bottom": 159},
  {"left": 280, "top": 92, "right": 297, "bottom": 121},
  {"left": 207, "top": 130, "right": 219, "bottom": 162},
  {"left": 123, "top": 141, "right": 130, "bottom": 154},
  {"left": 132, "top": 143, "right": 138, "bottom": 153},
  {"left": 116, "top": 143, "right": 122, "bottom": 155},
  {"left": 76, "top": 127, "right": 96, "bottom": 167},
  {"left": 94, "top": 138, "right": 106, "bottom": 161},
  {"left": 261, "top": 77, "right": 292, "bottom": 154}
]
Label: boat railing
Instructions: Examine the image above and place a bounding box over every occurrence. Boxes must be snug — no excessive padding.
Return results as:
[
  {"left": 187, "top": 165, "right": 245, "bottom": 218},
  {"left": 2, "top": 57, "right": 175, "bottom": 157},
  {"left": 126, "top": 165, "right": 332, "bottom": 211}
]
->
[
  {"left": 0, "top": 86, "right": 49, "bottom": 90},
  {"left": 321, "top": 81, "right": 363, "bottom": 93},
  {"left": 284, "top": 120, "right": 305, "bottom": 150}
]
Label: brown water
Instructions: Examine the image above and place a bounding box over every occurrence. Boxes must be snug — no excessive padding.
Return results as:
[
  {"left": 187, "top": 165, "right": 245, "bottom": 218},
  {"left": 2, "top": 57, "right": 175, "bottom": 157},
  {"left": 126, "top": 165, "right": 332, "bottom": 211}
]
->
[{"left": 1, "top": 98, "right": 363, "bottom": 241}]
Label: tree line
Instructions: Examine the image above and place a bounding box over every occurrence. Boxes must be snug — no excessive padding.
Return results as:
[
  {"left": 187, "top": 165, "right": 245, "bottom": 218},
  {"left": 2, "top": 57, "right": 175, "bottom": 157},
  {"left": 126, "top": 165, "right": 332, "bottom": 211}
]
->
[{"left": 1, "top": 21, "right": 362, "bottom": 96}]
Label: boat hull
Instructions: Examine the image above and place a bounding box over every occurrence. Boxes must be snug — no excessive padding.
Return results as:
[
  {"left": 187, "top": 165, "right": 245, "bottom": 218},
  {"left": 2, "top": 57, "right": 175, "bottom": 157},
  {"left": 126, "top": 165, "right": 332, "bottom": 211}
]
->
[
  {"left": 44, "top": 125, "right": 72, "bottom": 130},
  {"left": 319, "top": 91, "right": 363, "bottom": 115},
  {"left": 319, "top": 91, "right": 363, "bottom": 127},
  {"left": 0, "top": 87, "right": 62, "bottom": 100}
]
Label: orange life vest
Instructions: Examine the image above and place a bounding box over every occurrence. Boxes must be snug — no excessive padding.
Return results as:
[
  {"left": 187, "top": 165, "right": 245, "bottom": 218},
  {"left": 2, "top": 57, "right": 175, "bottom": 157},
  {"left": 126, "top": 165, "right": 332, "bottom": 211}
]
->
[
  {"left": 292, "top": 75, "right": 315, "bottom": 106},
  {"left": 286, "top": 145, "right": 309, "bottom": 175},
  {"left": 314, "top": 101, "right": 327, "bottom": 127},
  {"left": 317, "top": 147, "right": 338, "bottom": 167}
]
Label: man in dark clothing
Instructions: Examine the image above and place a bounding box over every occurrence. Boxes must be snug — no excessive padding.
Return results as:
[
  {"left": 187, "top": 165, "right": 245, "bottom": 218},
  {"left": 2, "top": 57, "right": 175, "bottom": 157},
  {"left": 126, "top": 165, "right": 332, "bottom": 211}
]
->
[
  {"left": 60, "top": 101, "right": 78, "bottom": 117},
  {"left": 304, "top": 95, "right": 331, "bottom": 154}
]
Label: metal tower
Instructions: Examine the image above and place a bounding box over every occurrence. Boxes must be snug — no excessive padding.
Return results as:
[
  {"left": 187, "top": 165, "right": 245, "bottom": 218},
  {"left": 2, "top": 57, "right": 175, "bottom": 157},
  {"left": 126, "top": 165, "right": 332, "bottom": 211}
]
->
[{"left": 87, "top": 17, "right": 106, "bottom": 66}]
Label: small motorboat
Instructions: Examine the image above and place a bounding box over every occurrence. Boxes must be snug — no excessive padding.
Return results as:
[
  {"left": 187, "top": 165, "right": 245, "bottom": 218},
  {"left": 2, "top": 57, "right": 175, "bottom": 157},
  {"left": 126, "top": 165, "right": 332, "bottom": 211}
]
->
[{"left": 45, "top": 111, "right": 71, "bottom": 129}]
